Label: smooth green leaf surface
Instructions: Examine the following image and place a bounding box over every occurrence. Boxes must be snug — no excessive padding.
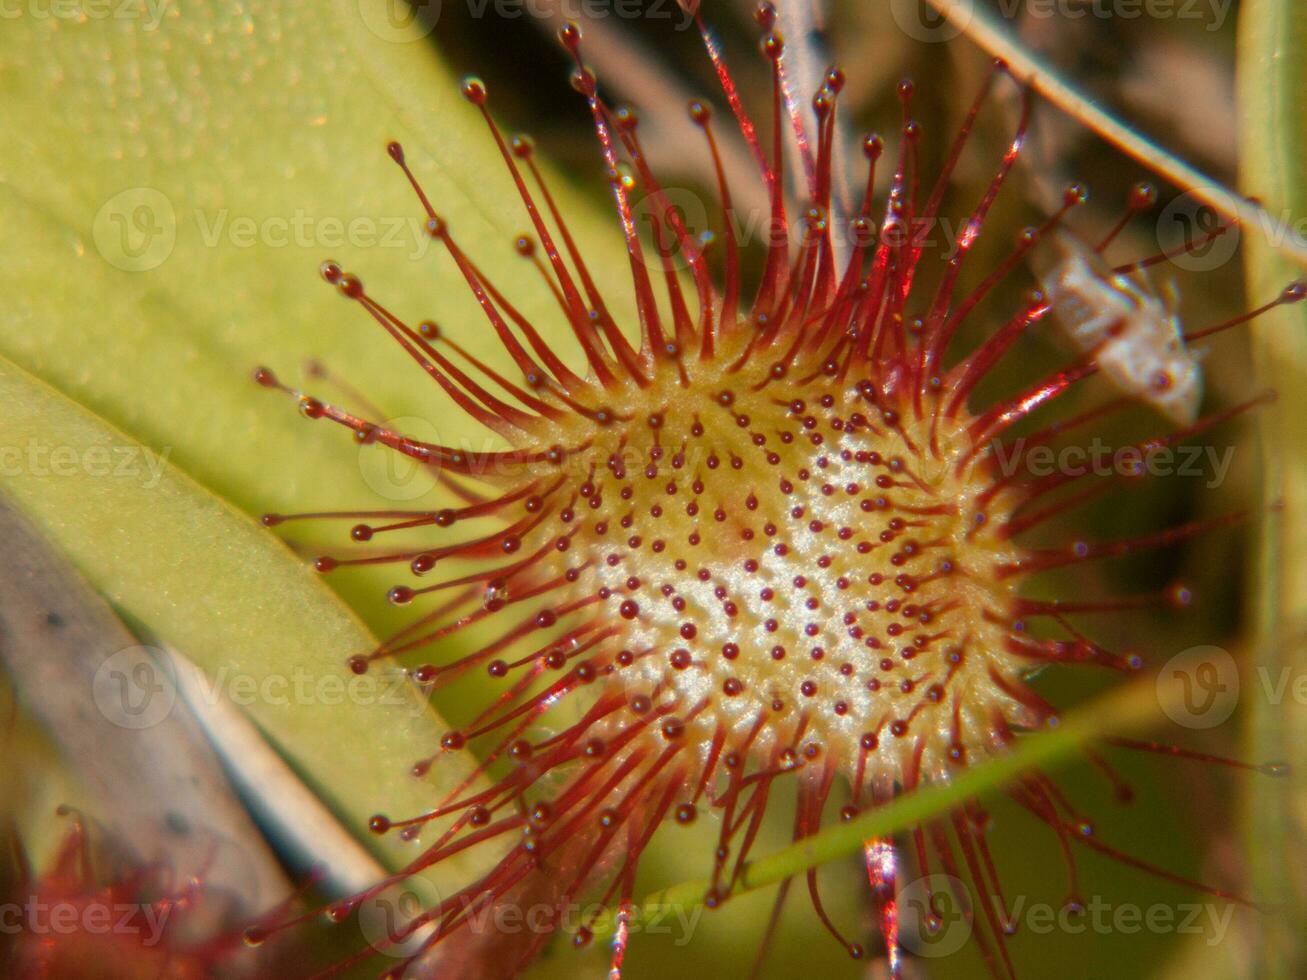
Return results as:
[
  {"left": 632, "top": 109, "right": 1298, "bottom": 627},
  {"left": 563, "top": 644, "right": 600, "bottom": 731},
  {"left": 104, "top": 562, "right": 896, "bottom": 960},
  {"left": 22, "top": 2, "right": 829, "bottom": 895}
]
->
[{"left": 0, "top": 354, "right": 494, "bottom": 882}]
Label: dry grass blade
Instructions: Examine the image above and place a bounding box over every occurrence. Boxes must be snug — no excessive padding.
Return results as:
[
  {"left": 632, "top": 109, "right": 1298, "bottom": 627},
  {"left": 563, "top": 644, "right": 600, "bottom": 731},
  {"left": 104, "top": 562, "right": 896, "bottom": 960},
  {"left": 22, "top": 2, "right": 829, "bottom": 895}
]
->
[
  {"left": 0, "top": 494, "right": 288, "bottom": 915},
  {"left": 921, "top": 0, "right": 1307, "bottom": 271}
]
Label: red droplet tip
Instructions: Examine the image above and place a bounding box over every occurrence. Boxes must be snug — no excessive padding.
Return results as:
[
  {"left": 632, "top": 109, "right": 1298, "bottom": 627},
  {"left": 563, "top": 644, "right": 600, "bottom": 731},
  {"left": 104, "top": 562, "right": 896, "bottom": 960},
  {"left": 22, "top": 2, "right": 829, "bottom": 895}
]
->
[{"left": 461, "top": 75, "right": 487, "bottom": 105}]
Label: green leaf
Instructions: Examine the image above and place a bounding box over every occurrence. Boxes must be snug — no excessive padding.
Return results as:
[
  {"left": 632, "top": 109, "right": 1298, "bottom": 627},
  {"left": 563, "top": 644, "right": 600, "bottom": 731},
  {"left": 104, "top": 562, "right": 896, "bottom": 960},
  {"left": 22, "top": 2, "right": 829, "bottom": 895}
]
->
[
  {"left": 1237, "top": 4, "right": 1307, "bottom": 976},
  {"left": 0, "top": 1, "right": 626, "bottom": 871},
  {"left": 0, "top": 0, "right": 625, "bottom": 630},
  {"left": 0, "top": 354, "right": 496, "bottom": 883}
]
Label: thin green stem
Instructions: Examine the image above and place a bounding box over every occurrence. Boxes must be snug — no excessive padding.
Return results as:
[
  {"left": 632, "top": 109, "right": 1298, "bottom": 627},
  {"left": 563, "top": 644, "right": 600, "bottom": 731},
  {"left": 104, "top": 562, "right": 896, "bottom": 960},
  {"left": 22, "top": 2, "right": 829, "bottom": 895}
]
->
[
  {"left": 1238, "top": 2, "right": 1307, "bottom": 976},
  {"left": 592, "top": 678, "right": 1162, "bottom": 939}
]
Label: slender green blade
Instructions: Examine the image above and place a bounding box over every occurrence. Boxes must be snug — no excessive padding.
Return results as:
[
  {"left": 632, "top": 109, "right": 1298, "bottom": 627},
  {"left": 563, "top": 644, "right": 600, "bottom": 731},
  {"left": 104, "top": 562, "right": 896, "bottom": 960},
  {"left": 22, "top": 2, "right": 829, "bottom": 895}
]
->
[{"left": 1237, "top": 3, "right": 1307, "bottom": 976}]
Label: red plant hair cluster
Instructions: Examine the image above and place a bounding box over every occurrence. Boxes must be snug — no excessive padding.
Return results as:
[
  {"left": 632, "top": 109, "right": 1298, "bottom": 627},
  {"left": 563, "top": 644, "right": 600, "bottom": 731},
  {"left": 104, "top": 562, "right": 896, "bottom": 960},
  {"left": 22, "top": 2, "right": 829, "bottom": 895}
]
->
[{"left": 255, "top": 7, "right": 1299, "bottom": 977}]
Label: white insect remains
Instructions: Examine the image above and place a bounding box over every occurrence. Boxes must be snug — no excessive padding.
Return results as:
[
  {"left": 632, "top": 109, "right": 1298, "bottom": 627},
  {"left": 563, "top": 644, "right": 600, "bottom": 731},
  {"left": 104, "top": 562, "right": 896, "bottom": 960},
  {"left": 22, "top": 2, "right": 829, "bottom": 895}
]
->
[{"left": 1044, "top": 233, "right": 1201, "bottom": 426}]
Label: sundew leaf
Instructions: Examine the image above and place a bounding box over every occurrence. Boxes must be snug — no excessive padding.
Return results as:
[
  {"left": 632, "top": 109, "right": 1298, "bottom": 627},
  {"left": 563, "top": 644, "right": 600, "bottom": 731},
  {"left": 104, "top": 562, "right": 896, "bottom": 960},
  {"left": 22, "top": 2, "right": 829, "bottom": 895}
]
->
[
  {"left": 9, "top": 6, "right": 1287, "bottom": 976},
  {"left": 0, "top": 0, "right": 629, "bottom": 634},
  {"left": 0, "top": 0, "right": 630, "bottom": 870},
  {"left": 0, "top": 353, "right": 498, "bottom": 884},
  {"left": 1236, "top": 3, "right": 1307, "bottom": 975}
]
